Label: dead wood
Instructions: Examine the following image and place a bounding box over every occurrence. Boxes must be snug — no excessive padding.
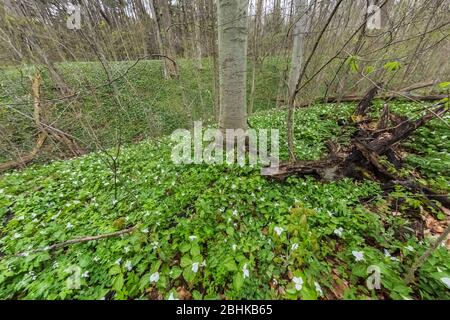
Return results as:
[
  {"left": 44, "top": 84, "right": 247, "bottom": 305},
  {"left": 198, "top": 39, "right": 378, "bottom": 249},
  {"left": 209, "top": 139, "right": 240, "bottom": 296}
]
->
[{"left": 265, "top": 85, "right": 449, "bottom": 208}]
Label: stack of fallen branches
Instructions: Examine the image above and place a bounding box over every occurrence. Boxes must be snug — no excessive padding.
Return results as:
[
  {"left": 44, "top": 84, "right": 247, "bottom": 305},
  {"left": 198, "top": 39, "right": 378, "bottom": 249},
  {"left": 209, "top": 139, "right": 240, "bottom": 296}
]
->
[
  {"left": 276, "top": 81, "right": 446, "bottom": 108},
  {"left": 265, "top": 85, "right": 449, "bottom": 209}
]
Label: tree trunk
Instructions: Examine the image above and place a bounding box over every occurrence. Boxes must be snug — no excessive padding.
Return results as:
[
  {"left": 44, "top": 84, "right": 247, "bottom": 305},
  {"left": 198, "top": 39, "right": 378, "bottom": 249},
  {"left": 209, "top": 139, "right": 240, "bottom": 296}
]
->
[
  {"left": 287, "top": 0, "right": 308, "bottom": 100},
  {"left": 248, "top": 0, "right": 264, "bottom": 116},
  {"left": 217, "top": 0, "right": 249, "bottom": 131},
  {"left": 152, "top": 0, "right": 178, "bottom": 79}
]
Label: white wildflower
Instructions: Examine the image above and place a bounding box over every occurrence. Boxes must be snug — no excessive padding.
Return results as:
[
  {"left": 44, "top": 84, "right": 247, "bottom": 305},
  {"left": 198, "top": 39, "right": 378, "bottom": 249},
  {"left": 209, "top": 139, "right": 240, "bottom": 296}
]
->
[
  {"left": 125, "top": 260, "right": 133, "bottom": 271},
  {"left": 352, "top": 251, "right": 365, "bottom": 262},
  {"left": 189, "top": 236, "right": 197, "bottom": 241},
  {"left": 115, "top": 258, "right": 122, "bottom": 265},
  {"left": 149, "top": 272, "right": 160, "bottom": 283},
  {"left": 440, "top": 277, "right": 450, "bottom": 289},
  {"left": 124, "top": 246, "right": 130, "bottom": 254},
  {"left": 192, "top": 262, "right": 199, "bottom": 273},
  {"left": 81, "top": 271, "right": 89, "bottom": 278},
  {"left": 291, "top": 243, "right": 299, "bottom": 251},
  {"left": 293, "top": 276, "right": 303, "bottom": 291},
  {"left": 314, "top": 281, "right": 323, "bottom": 296},
  {"left": 142, "top": 228, "right": 149, "bottom": 233},
  {"left": 274, "top": 226, "right": 284, "bottom": 236},
  {"left": 66, "top": 222, "right": 74, "bottom": 229},
  {"left": 232, "top": 209, "right": 238, "bottom": 217},
  {"left": 333, "top": 227, "right": 344, "bottom": 237},
  {"left": 242, "top": 263, "right": 250, "bottom": 279},
  {"left": 13, "top": 232, "right": 21, "bottom": 239},
  {"left": 168, "top": 292, "right": 178, "bottom": 300},
  {"left": 232, "top": 244, "right": 237, "bottom": 251}
]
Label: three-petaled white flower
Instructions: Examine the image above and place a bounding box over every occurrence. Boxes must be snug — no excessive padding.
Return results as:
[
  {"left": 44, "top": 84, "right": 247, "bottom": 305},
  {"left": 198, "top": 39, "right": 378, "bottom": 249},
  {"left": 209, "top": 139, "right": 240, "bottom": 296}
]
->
[
  {"left": 440, "top": 277, "right": 450, "bottom": 289},
  {"left": 168, "top": 292, "right": 178, "bottom": 300},
  {"left": 124, "top": 246, "right": 130, "bottom": 254},
  {"left": 242, "top": 263, "right": 250, "bottom": 279},
  {"left": 232, "top": 244, "right": 237, "bottom": 251},
  {"left": 142, "top": 228, "right": 149, "bottom": 233},
  {"left": 314, "top": 281, "right": 323, "bottom": 296},
  {"left": 66, "top": 222, "right": 74, "bottom": 229},
  {"left": 115, "top": 258, "right": 122, "bottom": 265},
  {"left": 352, "top": 251, "right": 365, "bottom": 262},
  {"left": 333, "top": 227, "right": 344, "bottom": 237},
  {"left": 192, "top": 262, "right": 199, "bottom": 273},
  {"left": 125, "top": 260, "right": 133, "bottom": 271},
  {"left": 189, "top": 236, "right": 197, "bottom": 241},
  {"left": 81, "top": 271, "right": 89, "bottom": 278},
  {"left": 274, "top": 227, "right": 284, "bottom": 236},
  {"left": 232, "top": 210, "right": 238, "bottom": 217},
  {"left": 149, "top": 272, "right": 159, "bottom": 283},
  {"left": 291, "top": 243, "right": 299, "bottom": 251},
  {"left": 293, "top": 276, "right": 303, "bottom": 291}
]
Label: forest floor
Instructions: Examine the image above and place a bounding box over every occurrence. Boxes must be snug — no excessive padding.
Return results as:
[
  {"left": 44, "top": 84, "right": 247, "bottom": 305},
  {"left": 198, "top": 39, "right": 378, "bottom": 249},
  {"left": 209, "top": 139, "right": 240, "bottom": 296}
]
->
[{"left": 0, "top": 101, "right": 449, "bottom": 300}]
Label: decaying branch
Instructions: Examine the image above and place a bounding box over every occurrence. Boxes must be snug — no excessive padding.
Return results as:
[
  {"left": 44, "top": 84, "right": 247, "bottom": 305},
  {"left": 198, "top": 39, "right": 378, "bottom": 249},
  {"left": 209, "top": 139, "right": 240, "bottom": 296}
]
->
[
  {"left": 2, "top": 227, "right": 136, "bottom": 260},
  {"left": 266, "top": 85, "right": 449, "bottom": 209}
]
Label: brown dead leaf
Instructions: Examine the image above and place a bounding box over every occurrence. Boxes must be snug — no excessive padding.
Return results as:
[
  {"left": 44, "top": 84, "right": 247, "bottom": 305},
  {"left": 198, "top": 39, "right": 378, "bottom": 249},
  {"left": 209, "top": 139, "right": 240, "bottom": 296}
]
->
[{"left": 176, "top": 286, "right": 192, "bottom": 300}]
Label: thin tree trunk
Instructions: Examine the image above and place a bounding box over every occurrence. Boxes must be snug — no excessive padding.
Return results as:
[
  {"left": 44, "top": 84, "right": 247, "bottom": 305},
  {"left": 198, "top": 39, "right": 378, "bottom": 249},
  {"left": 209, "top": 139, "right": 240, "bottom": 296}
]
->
[{"left": 248, "top": 0, "right": 264, "bottom": 115}]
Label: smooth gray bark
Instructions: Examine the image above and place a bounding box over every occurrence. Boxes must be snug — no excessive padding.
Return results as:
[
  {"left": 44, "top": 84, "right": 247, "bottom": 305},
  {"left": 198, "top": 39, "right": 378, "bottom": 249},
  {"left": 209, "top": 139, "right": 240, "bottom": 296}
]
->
[
  {"left": 217, "top": 0, "right": 249, "bottom": 131},
  {"left": 287, "top": 0, "right": 308, "bottom": 99}
]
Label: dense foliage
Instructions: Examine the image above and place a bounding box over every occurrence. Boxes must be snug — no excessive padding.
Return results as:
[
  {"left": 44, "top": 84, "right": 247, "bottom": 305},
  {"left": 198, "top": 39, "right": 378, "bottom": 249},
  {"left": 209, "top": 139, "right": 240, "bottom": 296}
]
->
[{"left": 1, "top": 102, "right": 449, "bottom": 300}]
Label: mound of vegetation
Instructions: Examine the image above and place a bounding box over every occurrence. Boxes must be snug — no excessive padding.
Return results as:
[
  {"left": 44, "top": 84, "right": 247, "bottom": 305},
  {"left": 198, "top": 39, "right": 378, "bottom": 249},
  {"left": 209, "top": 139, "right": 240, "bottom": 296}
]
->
[
  {"left": 0, "top": 103, "right": 449, "bottom": 300},
  {"left": 0, "top": 59, "right": 283, "bottom": 164}
]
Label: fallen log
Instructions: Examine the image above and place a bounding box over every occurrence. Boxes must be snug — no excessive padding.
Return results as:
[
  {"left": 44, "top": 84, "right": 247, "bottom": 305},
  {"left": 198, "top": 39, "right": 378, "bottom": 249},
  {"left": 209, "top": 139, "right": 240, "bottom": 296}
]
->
[
  {"left": 275, "top": 93, "right": 447, "bottom": 108},
  {"left": 266, "top": 85, "right": 449, "bottom": 208}
]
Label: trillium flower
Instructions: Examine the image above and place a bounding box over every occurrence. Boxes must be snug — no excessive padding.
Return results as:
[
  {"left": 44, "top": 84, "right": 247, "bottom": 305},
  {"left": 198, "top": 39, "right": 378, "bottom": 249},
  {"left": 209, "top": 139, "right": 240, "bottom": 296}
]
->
[
  {"left": 293, "top": 276, "right": 303, "bottom": 291},
  {"left": 274, "top": 226, "right": 284, "bottom": 236},
  {"left": 333, "top": 227, "right": 344, "bottom": 237},
  {"left": 66, "top": 222, "right": 74, "bottom": 229},
  {"left": 192, "top": 262, "right": 199, "bottom": 273},
  {"left": 242, "top": 263, "right": 250, "bottom": 279},
  {"left": 232, "top": 209, "right": 238, "bottom": 217},
  {"left": 291, "top": 243, "right": 299, "bottom": 251},
  {"left": 189, "top": 236, "right": 197, "bottom": 241},
  {"left": 200, "top": 260, "right": 207, "bottom": 267},
  {"left": 232, "top": 244, "right": 237, "bottom": 251},
  {"left": 125, "top": 261, "right": 133, "bottom": 271},
  {"left": 441, "top": 277, "right": 450, "bottom": 289},
  {"left": 149, "top": 272, "right": 160, "bottom": 283},
  {"left": 142, "top": 228, "right": 149, "bottom": 233},
  {"left": 124, "top": 246, "right": 130, "bottom": 254},
  {"left": 168, "top": 292, "right": 178, "bottom": 300},
  {"left": 115, "top": 258, "right": 122, "bottom": 265},
  {"left": 151, "top": 241, "right": 159, "bottom": 250},
  {"left": 314, "top": 281, "right": 323, "bottom": 296},
  {"left": 352, "top": 251, "right": 365, "bottom": 262},
  {"left": 81, "top": 271, "right": 89, "bottom": 278}
]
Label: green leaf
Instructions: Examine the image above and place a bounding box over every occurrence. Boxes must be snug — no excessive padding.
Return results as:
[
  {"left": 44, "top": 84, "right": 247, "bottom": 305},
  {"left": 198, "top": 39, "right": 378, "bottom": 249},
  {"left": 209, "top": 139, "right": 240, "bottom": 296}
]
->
[
  {"left": 180, "top": 255, "right": 192, "bottom": 268},
  {"left": 233, "top": 273, "right": 244, "bottom": 291},
  {"left": 112, "top": 274, "right": 124, "bottom": 292},
  {"left": 223, "top": 257, "right": 237, "bottom": 271}
]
